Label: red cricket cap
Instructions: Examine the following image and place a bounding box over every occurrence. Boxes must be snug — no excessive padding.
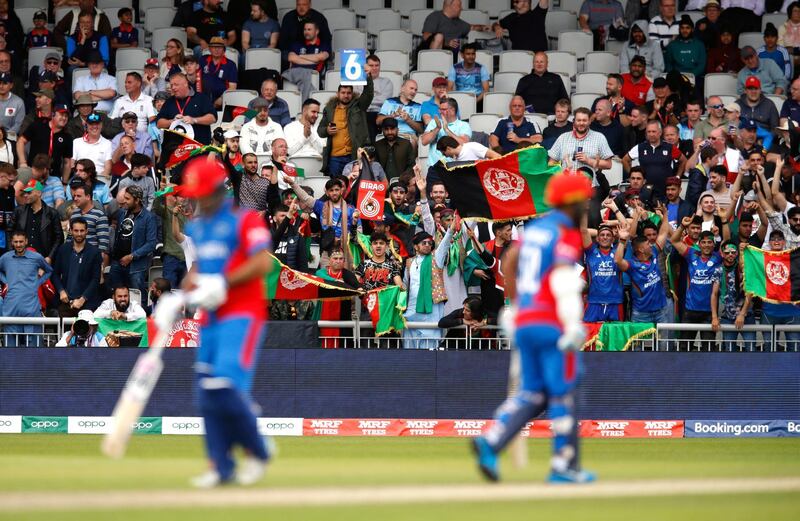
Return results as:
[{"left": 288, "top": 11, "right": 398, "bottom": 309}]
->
[
  {"left": 179, "top": 156, "right": 228, "bottom": 198},
  {"left": 545, "top": 172, "right": 594, "bottom": 207}
]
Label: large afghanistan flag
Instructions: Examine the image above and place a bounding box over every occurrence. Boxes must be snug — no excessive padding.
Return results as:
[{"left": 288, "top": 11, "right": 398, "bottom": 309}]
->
[
  {"left": 438, "top": 146, "right": 562, "bottom": 220},
  {"left": 265, "top": 253, "right": 363, "bottom": 301},
  {"left": 743, "top": 245, "right": 800, "bottom": 303}
]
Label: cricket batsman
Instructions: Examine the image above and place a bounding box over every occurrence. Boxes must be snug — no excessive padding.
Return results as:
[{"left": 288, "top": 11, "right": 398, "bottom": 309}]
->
[
  {"left": 157, "top": 155, "right": 273, "bottom": 488},
  {"left": 472, "top": 172, "right": 596, "bottom": 484}
]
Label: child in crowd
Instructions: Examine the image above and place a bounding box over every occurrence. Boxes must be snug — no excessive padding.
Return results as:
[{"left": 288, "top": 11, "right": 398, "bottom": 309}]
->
[
  {"left": 25, "top": 10, "right": 51, "bottom": 49},
  {"left": 110, "top": 7, "right": 138, "bottom": 51}
]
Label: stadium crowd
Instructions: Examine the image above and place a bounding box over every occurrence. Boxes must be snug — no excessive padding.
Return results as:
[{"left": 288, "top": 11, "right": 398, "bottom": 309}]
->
[{"left": 0, "top": 0, "right": 799, "bottom": 350}]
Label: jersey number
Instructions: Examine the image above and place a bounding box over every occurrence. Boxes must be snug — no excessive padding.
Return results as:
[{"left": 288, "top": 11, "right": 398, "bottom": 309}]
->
[{"left": 517, "top": 245, "right": 542, "bottom": 294}]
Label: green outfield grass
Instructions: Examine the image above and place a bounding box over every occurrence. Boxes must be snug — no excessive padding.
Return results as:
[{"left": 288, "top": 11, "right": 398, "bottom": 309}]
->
[{"left": 1, "top": 435, "right": 799, "bottom": 520}]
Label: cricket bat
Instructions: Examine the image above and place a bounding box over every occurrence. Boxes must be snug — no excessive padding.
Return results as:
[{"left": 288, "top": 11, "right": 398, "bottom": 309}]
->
[
  {"left": 101, "top": 328, "right": 171, "bottom": 459},
  {"left": 508, "top": 348, "right": 528, "bottom": 469}
]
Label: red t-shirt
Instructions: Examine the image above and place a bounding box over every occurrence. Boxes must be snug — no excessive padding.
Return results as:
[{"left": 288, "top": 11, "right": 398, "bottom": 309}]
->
[{"left": 621, "top": 74, "right": 652, "bottom": 105}]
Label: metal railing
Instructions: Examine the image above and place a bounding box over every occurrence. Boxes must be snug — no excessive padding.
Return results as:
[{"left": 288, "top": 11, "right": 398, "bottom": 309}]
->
[{"left": 0, "top": 317, "right": 797, "bottom": 351}]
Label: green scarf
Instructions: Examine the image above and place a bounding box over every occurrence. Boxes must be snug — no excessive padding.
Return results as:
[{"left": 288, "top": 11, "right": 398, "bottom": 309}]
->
[
  {"left": 416, "top": 254, "right": 433, "bottom": 314},
  {"left": 446, "top": 232, "right": 462, "bottom": 276},
  {"left": 386, "top": 199, "right": 420, "bottom": 227}
]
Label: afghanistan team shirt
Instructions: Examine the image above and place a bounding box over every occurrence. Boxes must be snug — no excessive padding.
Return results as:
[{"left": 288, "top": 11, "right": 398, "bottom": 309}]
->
[
  {"left": 626, "top": 256, "right": 667, "bottom": 312},
  {"left": 585, "top": 243, "right": 623, "bottom": 305},
  {"left": 683, "top": 248, "right": 723, "bottom": 312}
]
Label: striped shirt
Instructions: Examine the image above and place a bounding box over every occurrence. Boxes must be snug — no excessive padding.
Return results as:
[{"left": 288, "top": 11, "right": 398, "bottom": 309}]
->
[
  {"left": 42, "top": 176, "right": 66, "bottom": 207},
  {"left": 547, "top": 129, "right": 614, "bottom": 182},
  {"left": 648, "top": 16, "right": 679, "bottom": 50},
  {"left": 70, "top": 206, "right": 110, "bottom": 254}
]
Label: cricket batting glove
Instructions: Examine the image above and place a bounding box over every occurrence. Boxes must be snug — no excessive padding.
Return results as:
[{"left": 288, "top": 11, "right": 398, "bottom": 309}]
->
[
  {"left": 498, "top": 304, "right": 517, "bottom": 339},
  {"left": 187, "top": 274, "right": 228, "bottom": 311},
  {"left": 153, "top": 291, "right": 186, "bottom": 332},
  {"left": 557, "top": 324, "right": 586, "bottom": 352}
]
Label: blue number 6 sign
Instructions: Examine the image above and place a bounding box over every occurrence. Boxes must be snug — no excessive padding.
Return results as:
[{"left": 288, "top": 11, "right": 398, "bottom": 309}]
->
[{"left": 339, "top": 48, "right": 367, "bottom": 85}]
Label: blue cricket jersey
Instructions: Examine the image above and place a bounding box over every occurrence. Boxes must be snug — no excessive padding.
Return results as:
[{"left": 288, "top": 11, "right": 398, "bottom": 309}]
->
[
  {"left": 626, "top": 256, "right": 667, "bottom": 312},
  {"left": 584, "top": 243, "right": 623, "bottom": 304},
  {"left": 684, "top": 249, "right": 722, "bottom": 312}
]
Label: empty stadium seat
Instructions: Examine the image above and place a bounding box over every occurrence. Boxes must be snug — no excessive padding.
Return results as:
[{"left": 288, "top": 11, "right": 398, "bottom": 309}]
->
[
  {"left": 115, "top": 48, "right": 151, "bottom": 71},
  {"left": 280, "top": 90, "right": 302, "bottom": 119},
  {"left": 738, "top": 32, "right": 764, "bottom": 50},
  {"left": 396, "top": 0, "right": 427, "bottom": 19},
  {"left": 376, "top": 50, "right": 411, "bottom": 76},
  {"left": 333, "top": 29, "right": 368, "bottom": 53},
  {"left": 409, "top": 9, "right": 433, "bottom": 38},
  {"left": 324, "top": 70, "right": 342, "bottom": 90},
  {"left": 321, "top": 8, "right": 357, "bottom": 33},
  {"left": 291, "top": 156, "right": 324, "bottom": 178},
  {"left": 606, "top": 158, "right": 625, "bottom": 185},
  {"left": 377, "top": 29, "right": 413, "bottom": 54},
  {"left": 559, "top": 0, "right": 584, "bottom": 14},
  {"left": 584, "top": 52, "right": 620, "bottom": 74},
  {"left": 475, "top": 0, "right": 506, "bottom": 20},
  {"left": 484, "top": 92, "right": 514, "bottom": 115},
  {"left": 767, "top": 94, "right": 786, "bottom": 115},
  {"left": 461, "top": 9, "right": 490, "bottom": 27},
  {"left": 469, "top": 113, "right": 501, "bottom": 134},
  {"left": 572, "top": 93, "right": 599, "bottom": 110},
  {"left": 410, "top": 71, "right": 446, "bottom": 92},
  {"left": 705, "top": 73, "right": 738, "bottom": 97},
  {"left": 763, "top": 12, "right": 787, "bottom": 32},
  {"left": 308, "top": 0, "right": 343, "bottom": 10},
  {"left": 493, "top": 72, "right": 524, "bottom": 93},
  {"left": 417, "top": 50, "right": 454, "bottom": 76},
  {"left": 449, "top": 91, "right": 477, "bottom": 120},
  {"left": 310, "top": 90, "right": 338, "bottom": 104},
  {"left": 366, "top": 8, "right": 402, "bottom": 36},
  {"left": 546, "top": 51, "right": 578, "bottom": 78},
  {"left": 476, "top": 49, "right": 495, "bottom": 77},
  {"left": 576, "top": 72, "right": 608, "bottom": 94},
  {"left": 351, "top": 0, "right": 385, "bottom": 19},
  {"left": 245, "top": 48, "right": 281, "bottom": 71},
  {"left": 143, "top": 7, "right": 178, "bottom": 33},
  {"left": 546, "top": 10, "right": 579, "bottom": 48},
  {"left": 525, "top": 113, "right": 549, "bottom": 133},
  {"left": 558, "top": 31, "right": 593, "bottom": 68},
  {"left": 382, "top": 70, "right": 404, "bottom": 96},
  {"left": 222, "top": 90, "right": 258, "bottom": 112},
  {"left": 499, "top": 51, "right": 534, "bottom": 74}
]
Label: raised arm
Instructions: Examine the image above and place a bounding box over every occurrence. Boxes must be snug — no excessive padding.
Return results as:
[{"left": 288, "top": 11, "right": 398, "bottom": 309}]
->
[
  {"left": 613, "top": 223, "right": 630, "bottom": 272},
  {"left": 670, "top": 215, "right": 692, "bottom": 256}
]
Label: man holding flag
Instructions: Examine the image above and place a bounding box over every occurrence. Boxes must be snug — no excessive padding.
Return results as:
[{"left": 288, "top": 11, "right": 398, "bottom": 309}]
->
[
  {"left": 472, "top": 172, "right": 596, "bottom": 484},
  {"left": 156, "top": 155, "right": 273, "bottom": 488}
]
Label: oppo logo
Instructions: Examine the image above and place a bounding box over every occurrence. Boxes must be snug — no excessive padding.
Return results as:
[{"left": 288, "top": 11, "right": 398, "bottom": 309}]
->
[
  {"left": 0, "top": 420, "right": 12, "bottom": 427},
  {"left": 30, "top": 421, "right": 60, "bottom": 428},
  {"left": 263, "top": 423, "right": 294, "bottom": 429},
  {"left": 172, "top": 422, "right": 200, "bottom": 429},
  {"left": 133, "top": 422, "right": 154, "bottom": 430},
  {"left": 78, "top": 421, "right": 106, "bottom": 427}
]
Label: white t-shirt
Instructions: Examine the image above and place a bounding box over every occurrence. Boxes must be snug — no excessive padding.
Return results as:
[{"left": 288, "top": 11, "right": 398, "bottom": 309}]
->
[
  {"left": 239, "top": 118, "right": 285, "bottom": 156},
  {"left": 72, "top": 136, "right": 113, "bottom": 181},
  {"left": 284, "top": 120, "right": 324, "bottom": 159},
  {"left": 456, "top": 142, "right": 489, "bottom": 161},
  {"left": 110, "top": 93, "right": 157, "bottom": 133},
  {"left": 73, "top": 73, "right": 118, "bottom": 113}
]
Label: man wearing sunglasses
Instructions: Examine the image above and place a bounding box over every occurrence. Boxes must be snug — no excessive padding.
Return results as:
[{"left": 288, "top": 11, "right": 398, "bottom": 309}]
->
[
  {"left": 711, "top": 240, "right": 755, "bottom": 352},
  {"left": 693, "top": 96, "right": 726, "bottom": 143}
]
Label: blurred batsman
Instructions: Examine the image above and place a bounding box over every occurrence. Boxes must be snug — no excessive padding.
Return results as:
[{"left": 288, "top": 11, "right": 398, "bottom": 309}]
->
[
  {"left": 472, "top": 172, "right": 596, "bottom": 484},
  {"left": 156, "top": 155, "right": 273, "bottom": 488}
]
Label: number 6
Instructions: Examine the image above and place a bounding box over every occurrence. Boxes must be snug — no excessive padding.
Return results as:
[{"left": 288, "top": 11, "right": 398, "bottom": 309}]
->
[{"left": 344, "top": 52, "right": 362, "bottom": 80}]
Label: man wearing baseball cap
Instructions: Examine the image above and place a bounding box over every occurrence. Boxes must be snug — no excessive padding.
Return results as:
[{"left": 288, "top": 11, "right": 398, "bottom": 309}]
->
[
  {"left": 737, "top": 46, "right": 787, "bottom": 96},
  {"left": 620, "top": 55, "right": 653, "bottom": 106},
  {"left": 18, "top": 87, "right": 55, "bottom": 137},
  {"left": 737, "top": 75, "right": 779, "bottom": 134},
  {"left": 111, "top": 71, "right": 156, "bottom": 134},
  {"left": 202, "top": 36, "right": 238, "bottom": 109},
  {"left": 0, "top": 71, "right": 24, "bottom": 135},
  {"left": 72, "top": 112, "right": 113, "bottom": 182},
  {"left": 12, "top": 179, "right": 63, "bottom": 264},
  {"left": 17, "top": 104, "right": 72, "bottom": 180},
  {"left": 73, "top": 51, "right": 117, "bottom": 113},
  {"left": 222, "top": 129, "right": 243, "bottom": 171},
  {"left": 420, "top": 76, "right": 451, "bottom": 126}
]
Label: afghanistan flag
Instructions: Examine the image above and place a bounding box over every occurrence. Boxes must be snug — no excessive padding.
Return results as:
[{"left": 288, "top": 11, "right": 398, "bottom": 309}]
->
[
  {"left": 743, "top": 245, "right": 800, "bottom": 303},
  {"left": 364, "top": 286, "right": 407, "bottom": 336},
  {"left": 583, "top": 322, "right": 656, "bottom": 351},
  {"left": 222, "top": 105, "right": 257, "bottom": 123},
  {"left": 265, "top": 253, "right": 363, "bottom": 301},
  {"left": 438, "top": 146, "right": 562, "bottom": 221},
  {"left": 97, "top": 318, "right": 150, "bottom": 347},
  {"left": 160, "top": 130, "right": 203, "bottom": 169}
]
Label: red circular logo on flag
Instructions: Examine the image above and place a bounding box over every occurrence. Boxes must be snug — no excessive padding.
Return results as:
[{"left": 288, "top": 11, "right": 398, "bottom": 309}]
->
[
  {"left": 482, "top": 168, "right": 525, "bottom": 202},
  {"left": 280, "top": 269, "right": 310, "bottom": 290},
  {"left": 766, "top": 261, "right": 789, "bottom": 286}
]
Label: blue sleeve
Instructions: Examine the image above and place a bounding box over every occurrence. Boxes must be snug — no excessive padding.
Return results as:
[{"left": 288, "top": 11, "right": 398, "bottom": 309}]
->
[
  {"left": 66, "top": 37, "right": 76, "bottom": 59},
  {"left": 37, "top": 254, "right": 53, "bottom": 286},
  {"left": 312, "top": 198, "right": 324, "bottom": 220},
  {"left": 99, "top": 36, "right": 110, "bottom": 65},
  {"left": 378, "top": 100, "right": 392, "bottom": 116},
  {"left": 480, "top": 66, "right": 490, "bottom": 82},
  {"left": 447, "top": 66, "right": 455, "bottom": 82},
  {"left": 131, "top": 213, "right": 157, "bottom": 260}
]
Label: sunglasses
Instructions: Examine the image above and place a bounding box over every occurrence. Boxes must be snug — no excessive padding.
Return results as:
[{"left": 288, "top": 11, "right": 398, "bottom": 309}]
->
[
  {"left": 87, "top": 114, "right": 101, "bottom": 123},
  {"left": 709, "top": 104, "right": 724, "bottom": 109},
  {"left": 722, "top": 250, "right": 738, "bottom": 254}
]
